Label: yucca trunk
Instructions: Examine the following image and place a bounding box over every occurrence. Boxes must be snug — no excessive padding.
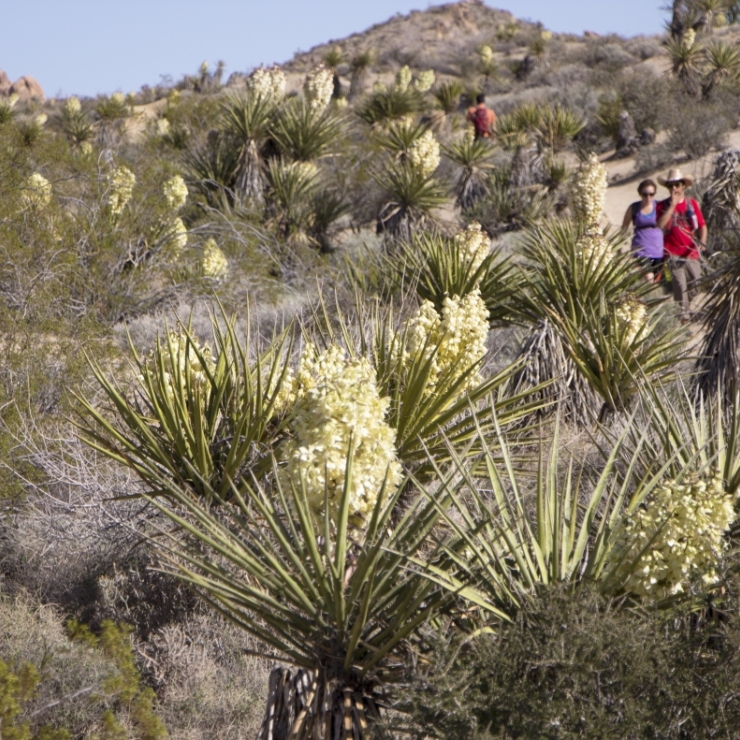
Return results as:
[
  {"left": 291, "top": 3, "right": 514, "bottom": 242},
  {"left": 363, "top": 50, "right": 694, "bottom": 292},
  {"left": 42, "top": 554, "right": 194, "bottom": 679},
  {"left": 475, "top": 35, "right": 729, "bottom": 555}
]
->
[
  {"left": 377, "top": 204, "right": 421, "bottom": 246},
  {"left": 235, "top": 138, "right": 265, "bottom": 206},
  {"left": 455, "top": 167, "right": 488, "bottom": 210},
  {"left": 256, "top": 667, "right": 380, "bottom": 740}
]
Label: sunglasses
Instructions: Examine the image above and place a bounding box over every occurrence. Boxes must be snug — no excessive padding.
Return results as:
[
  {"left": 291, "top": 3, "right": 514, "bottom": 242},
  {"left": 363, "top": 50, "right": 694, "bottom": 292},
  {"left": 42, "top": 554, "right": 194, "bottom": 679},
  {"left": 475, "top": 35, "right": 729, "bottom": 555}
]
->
[
  {"left": 668, "top": 182, "right": 684, "bottom": 189},
  {"left": 641, "top": 190, "right": 656, "bottom": 196}
]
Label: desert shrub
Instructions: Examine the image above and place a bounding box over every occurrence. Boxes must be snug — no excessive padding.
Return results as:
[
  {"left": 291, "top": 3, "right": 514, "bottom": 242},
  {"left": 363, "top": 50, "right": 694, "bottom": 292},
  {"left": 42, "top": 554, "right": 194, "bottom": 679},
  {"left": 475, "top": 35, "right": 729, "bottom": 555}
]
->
[
  {"left": 667, "top": 98, "right": 735, "bottom": 159},
  {"left": 398, "top": 581, "right": 740, "bottom": 740},
  {"left": 583, "top": 41, "right": 636, "bottom": 71},
  {"left": 617, "top": 70, "right": 676, "bottom": 133}
]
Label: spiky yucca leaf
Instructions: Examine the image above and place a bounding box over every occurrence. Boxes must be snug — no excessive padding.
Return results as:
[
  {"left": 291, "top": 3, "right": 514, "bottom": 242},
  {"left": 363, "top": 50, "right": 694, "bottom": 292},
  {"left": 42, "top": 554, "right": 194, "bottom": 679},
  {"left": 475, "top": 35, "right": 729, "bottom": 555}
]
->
[
  {"left": 270, "top": 98, "right": 343, "bottom": 162},
  {"left": 356, "top": 86, "right": 423, "bottom": 125},
  {"left": 267, "top": 158, "right": 320, "bottom": 236},
  {"left": 443, "top": 136, "right": 495, "bottom": 210},
  {"left": 399, "top": 232, "right": 518, "bottom": 323},
  {"left": 433, "top": 81, "right": 465, "bottom": 113},
  {"left": 703, "top": 40, "right": 740, "bottom": 93},
  {"left": 76, "top": 316, "right": 294, "bottom": 500},
  {"left": 375, "top": 119, "right": 429, "bottom": 157},
  {"left": 183, "top": 134, "right": 240, "bottom": 207}
]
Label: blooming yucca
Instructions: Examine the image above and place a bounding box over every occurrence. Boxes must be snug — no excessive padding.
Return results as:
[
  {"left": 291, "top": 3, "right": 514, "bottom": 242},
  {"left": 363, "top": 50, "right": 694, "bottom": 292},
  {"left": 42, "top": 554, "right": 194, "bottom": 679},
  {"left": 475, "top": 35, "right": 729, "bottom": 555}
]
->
[
  {"left": 453, "top": 222, "right": 490, "bottom": 274},
  {"left": 304, "top": 65, "right": 334, "bottom": 114},
  {"left": 163, "top": 174, "right": 188, "bottom": 211},
  {"left": 107, "top": 165, "right": 136, "bottom": 217},
  {"left": 570, "top": 153, "right": 607, "bottom": 225},
  {"left": 163, "top": 217, "right": 187, "bottom": 254},
  {"left": 394, "top": 65, "right": 413, "bottom": 93},
  {"left": 34, "top": 113, "right": 47, "bottom": 128},
  {"left": 407, "top": 129, "right": 441, "bottom": 177},
  {"left": 111, "top": 92, "right": 126, "bottom": 107},
  {"left": 413, "top": 70, "right": 436, "bottom": 93},
  {"left": 201, "top": 238, "right": 228, "bottom": 278},
  {"left": 614, "top": 295, "right": 647, "bottom": 345},
  {"left": 479, "top": 45, "right": 494, "bottom": 64},
  {"left": 541, "top": 30, "right": 553, "bottom": 41},
  {"left": 65, "top": 96, "right": 82, "bottom": 115},
  {"left": 407, "top": 288, "right": 490, "bottom": 393},
  {"left": 22, "top": 173, "right": 52, "bottom": 208},
  {"left": 248, "top": 66, "right": 286, "bottom": 101},
  {"left": 610, "top": 473, "right": 736, "bottom": 600},
  {"left": 683, "top": 28, "right": 697, "bottom": 49},
  {"left": 577, "top": 226, "right": 612, "bottom": 265},
  {"left": 283, "top": 344, "right": 401, "bottom": 522},
  {"left": 156, "top": 118, "right": 171, "bottom": 137}
]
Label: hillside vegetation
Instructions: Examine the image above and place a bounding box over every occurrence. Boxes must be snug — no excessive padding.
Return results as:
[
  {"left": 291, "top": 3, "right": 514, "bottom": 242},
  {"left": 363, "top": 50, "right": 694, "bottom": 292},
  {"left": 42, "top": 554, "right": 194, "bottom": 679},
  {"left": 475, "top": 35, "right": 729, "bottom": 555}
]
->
[{"left": 6, "top": 1, "right": 740, "bottom": 738}]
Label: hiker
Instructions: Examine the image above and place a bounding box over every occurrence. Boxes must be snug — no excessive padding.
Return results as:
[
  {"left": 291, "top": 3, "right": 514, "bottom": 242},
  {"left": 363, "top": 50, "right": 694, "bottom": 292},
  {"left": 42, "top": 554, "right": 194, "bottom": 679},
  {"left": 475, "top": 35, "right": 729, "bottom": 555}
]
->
[
  {"left": 621, "top": 178, "right": 664, "bottom": 282},
  {"left": 467, "top": 94, "right": 496, "bottom": 140},
  {"left": 655, "top": 168, "right": 707, "bottom": 321}
]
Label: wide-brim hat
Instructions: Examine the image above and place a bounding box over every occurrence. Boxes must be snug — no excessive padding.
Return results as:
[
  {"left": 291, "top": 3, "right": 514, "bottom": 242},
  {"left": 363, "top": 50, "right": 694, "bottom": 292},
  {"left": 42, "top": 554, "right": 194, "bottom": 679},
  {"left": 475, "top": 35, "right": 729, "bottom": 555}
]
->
[{"left": 658, "top": 168, "right": 694, "bottom": 187}]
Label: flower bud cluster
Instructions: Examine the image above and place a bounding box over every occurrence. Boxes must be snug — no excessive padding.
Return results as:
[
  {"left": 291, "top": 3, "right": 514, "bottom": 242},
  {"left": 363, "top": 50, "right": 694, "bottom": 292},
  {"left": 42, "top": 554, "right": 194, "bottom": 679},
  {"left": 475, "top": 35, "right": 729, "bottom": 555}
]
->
[
  {"left": 413, "top": 70, "right": 436, "bottom": 93},
  {"left": 577, "top": 227, "right": 612, "bottom": 266},
  {"left": 111, "top": 92, "right": 126, "bottom": 107},
  {"left": 163, "top": 175, "right": 188, "bottom": 211},
  {"left": 683, "top": 28, "right": 696, "bottom": 49},
  {"left": 107, "top": 166, "right": 136, "bottom": 216},
  {"left": 611, "top": 473, "right": 736, "bottom": 600},
  {"left": 23, "top": 173, "right": 52, "bottom": 208},
  {"left": 201, "top": 238, "right": 228, "bottom": 279},
  {"left": 157, "top": 119, "right": 171, "bottom": 137},
  {"left": 394, "top": 65, "right": 413, "bottom": 93},
  {"left": 248, "top": 66, "right": 286, "bottom": 101},
  {"left": 479, "top": 45, "right": 494, "bottom": 64},
  {"left": 407, "top": 288, "right": 490, "bottom": 393},
  {"left": 453, "top": 222, "right": 490, "bottom": 274},
  {"left": 65, "top": 96, "right": 82, "bottom": 115},
  {"left": 570, "top": 153, "right": 607, "bottom": 225},
  {"left": 304, "top": 65, "right": 334, "bottom": 114},
  {"left": 162, "top": 217, "right": 187, "bottom": 255},
  {"left": 34, "top": 113, "right": 47, "bottom": 129},
  {"left": 614, "top": 295, "right": 647, "bottom": 345},
  {"left": 407, "top": 130, "right": 441, "bottom": 177},
  {"left": 541, "top": 30, "right": 553, "bottom": 41},
  {"left": 282, "top": 344, "right": 401, "bottom": 522}
]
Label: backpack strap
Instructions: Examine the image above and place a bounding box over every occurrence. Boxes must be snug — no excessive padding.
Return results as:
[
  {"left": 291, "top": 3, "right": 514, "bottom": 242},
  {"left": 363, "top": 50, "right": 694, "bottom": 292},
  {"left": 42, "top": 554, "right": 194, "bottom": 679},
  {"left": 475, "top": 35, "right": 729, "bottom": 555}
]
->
[{"left": 631, "top": 201, "right": 640, "bottom": 223}]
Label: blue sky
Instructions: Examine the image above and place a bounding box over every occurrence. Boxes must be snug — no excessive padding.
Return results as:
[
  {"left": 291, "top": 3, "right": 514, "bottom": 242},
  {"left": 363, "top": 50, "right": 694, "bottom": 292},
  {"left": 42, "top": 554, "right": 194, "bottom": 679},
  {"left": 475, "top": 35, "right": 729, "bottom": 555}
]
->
[{"left": 3, "top": 1, "right": 666, "bottom": 98}]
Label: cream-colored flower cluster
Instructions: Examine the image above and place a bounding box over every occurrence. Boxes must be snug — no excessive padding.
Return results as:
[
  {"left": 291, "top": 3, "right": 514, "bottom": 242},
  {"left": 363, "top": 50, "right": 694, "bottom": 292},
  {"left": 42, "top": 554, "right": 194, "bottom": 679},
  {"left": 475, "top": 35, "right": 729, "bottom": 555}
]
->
[
  {"left": 407, "top": 289, "right": 489, "bottom": 393},
  {"left": 394, "top": 65, "right": 413, "bottom": 93},
  {"left": 283, "top": 344, "right": 401, "bottom": 522},
  {"left": 111, "top": 92, "right": 126, "bottom": 108},
  {"left": 149, "top": 331, "right": 215, "bottom": 408},
  {"left": 453, "top": 222, "right": 490, "bottom": 274},
  {"left": 163, "top": 174, "right": 188, "bottom": 211},
  {"left": 541, "top": 30, "right": 553, "bottom": 42},
  {"left": 614, "top": 296, "right": 647, "bottom": 345},
  {"left": 107, "top": 166, "right": 136, "bottom": 216},
  {"left": 163, "top": 217, "right": 188, "bottom": 254},
  {"left": 304, "top": 65, "right": 334, "bottom": 114},
  {"left": 201, "top": 238, "right": 228, "bottom": 278},
  {"left": 570, "top": 153, "right": 607, "bottom": 225},
  {"left": 407, "top": 130, "right": 441, "bottom": 177},
  {"left": 577, "top": 227, "right": 612, "bottom": 266},
  {"left": 156, "top": 118, "right": 171, "bottom": 137},
  {"left": 34, "top": 113, "right": 47, "bottom": 129},
  {"left": 611, "top": 474, "right": 736, "bottom": 600},
  {"left": 248, "top": 66, "right": 286, "bottom": 101},
  {"left": 65, "top": 96, "right": 82, "bottom": 115},
  {"left": 413, "top": 70, "right": 436, "bottom": 93},
  {"left": 683, "top": 28, "right": 697, "bottom": 49},
  {"left": 479, "top": 45, "right": 494, "bottom": 64},
  {"left": 23, "top": 173, "right": 52, "bottom": 208}
]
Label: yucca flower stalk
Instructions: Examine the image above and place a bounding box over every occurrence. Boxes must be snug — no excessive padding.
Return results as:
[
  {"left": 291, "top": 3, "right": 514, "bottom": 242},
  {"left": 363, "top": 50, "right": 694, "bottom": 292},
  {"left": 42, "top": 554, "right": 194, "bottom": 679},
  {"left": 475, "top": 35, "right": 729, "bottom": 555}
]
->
[
  {"left": 106, "top": 165, "right": 136, "bottom": 218},
  {"left": 201, "top": 238, "right": 229, "bottom": 279},
  {"left": 304, "top": 65, "right": 334, "bottom": 115},
  {"left": 248, "top": 65, "right": 286, "bottom": 102},
  {"left": 666, "top": 29, "right": 704, "bottom": 95},
  {"left": 76, "top": 316, "right": 295, "bottom": 501},
  {"left": 58, "top": 95, "right": 93, "bottom": 147},
  {"left": 220, "top": 91, "right": 275, "bottom": 205},
  {"left": 22, "top": 173, "right": 52, "bottom": 209}
]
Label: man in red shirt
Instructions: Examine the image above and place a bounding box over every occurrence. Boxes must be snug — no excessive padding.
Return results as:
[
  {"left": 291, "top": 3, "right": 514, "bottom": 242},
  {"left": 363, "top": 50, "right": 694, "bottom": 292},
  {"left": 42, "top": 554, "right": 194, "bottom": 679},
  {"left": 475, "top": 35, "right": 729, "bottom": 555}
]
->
[
  {"left": 656, "top": 168, "right": 707, "bottom": 321},
  {"left": 467, "top": 94, "right": 496, "bottom": 140}
]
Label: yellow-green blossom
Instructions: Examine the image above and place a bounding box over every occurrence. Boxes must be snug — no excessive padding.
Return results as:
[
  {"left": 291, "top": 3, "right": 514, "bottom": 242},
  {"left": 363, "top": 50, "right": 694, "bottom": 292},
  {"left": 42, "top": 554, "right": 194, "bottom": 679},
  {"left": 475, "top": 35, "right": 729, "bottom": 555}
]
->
[
  {"left": 163, "top": 174, "right": 188, "bottom": 211},
  {"left": 570, "top": 153, "right": 607, "bottom": 225},
  {"left": 201, "top": 238, "right": 228, "bottom": 278},
  {"left": 107, "top": 165, "right": 136, "bottom": 216},
  {"left": 283, "top": 344, "right": 401, "bottom": 523},
  {"left": 65, "top": 96, "right": 81, "bottom": 115},
  {"left": 479, "top": 45, "right": 494, "bottom": 64},
  {"left": 413, "top": 70, "right": 436, "bottom": 93},
  {"left": 304, "top": 65, "right": 334, "bottom": 114},
  {"left": 683, "top": 28, "right": 696, "bottom": 49},
  {"left": 373, "top": 81, "right": 388, "bottom": 94},
  {"left": 111, "top": 92, "right": 126, "bottom": 107},
  {"left": 162, "top": 217, "right": 187, "bottom": 254},
  {"left": 453, "top": 222, "right": 490, "bottom": 274},
  {"left": 577, "top": 226, "right": 613, "bottom": 265},
  {"left": 34, "top": 113, "right": 47, "bottom": 128},
  {"left": 614, "top": 295, "right": 648, "bottom": 345},
  {"left": 394, "top": 65, "right": 413, "bottom": 93},
  {"left": 541, "top": 30, "right": 553, "bottom": 41},
  {"left": 407, "top": 129, "right": 440, "bottom": 177},
  {"left": 156, "top": 118, "right": 171, "bottom": 137},
  {"left": 406, "top": 288, "right": 490, "bottom": 394},
  {"left": 610, "top": 473, "right": 736, "bottom": 601},
  {"left": 23, "top": 173, "right": 52, "bottom": 208},
  {"left": 248, "top": 66, "right": 286, "bottom": 101}
]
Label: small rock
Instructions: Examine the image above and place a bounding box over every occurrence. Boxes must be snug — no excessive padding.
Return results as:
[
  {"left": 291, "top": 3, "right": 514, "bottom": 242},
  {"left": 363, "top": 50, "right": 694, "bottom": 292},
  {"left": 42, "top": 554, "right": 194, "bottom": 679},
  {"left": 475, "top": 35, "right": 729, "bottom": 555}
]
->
[
  {"left": 640, "top": 127, "right": 656, "bottom": 146},
  {"left": 584, "top": 30, "right": 601, "bottom": 39}
]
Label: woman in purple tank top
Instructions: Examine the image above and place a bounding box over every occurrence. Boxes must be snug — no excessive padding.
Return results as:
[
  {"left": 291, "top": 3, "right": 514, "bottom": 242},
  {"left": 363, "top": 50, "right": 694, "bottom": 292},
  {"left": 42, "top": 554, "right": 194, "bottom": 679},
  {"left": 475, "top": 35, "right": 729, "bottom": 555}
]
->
[{"left": 621, "top": 178, "right": 664, "bottom": 281}]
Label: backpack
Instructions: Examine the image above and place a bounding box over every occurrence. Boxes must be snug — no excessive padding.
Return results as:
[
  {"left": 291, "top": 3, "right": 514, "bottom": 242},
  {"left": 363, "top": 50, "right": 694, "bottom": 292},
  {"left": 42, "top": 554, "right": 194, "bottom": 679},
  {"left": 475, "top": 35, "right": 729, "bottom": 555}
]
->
[{"left": 472, "top": 107, "right": 490, "bottom": 137}]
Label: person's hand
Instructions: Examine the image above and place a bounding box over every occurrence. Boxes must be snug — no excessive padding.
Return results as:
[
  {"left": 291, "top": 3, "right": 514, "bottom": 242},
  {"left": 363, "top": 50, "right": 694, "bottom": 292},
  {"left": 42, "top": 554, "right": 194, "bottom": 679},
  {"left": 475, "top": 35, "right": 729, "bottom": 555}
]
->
[{"left": 670, "top": 191, "right": 682, "bottom": 208}]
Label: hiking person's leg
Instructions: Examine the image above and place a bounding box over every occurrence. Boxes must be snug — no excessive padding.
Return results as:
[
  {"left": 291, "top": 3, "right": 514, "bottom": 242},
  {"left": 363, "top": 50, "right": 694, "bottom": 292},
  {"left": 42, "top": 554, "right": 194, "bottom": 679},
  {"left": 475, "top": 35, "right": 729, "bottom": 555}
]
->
[
  {"left": 686, "top": 258, "right": 701, "bottom": 306},
  {"left": 669, "top": 257, "right": 689, "bottom": 317}
]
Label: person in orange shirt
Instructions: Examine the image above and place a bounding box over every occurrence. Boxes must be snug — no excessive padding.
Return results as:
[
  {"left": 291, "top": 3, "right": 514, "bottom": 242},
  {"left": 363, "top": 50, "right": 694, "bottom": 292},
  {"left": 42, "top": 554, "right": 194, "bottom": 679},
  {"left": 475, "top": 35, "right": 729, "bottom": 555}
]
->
[{"left": 467, "top": 94, "right": 496, "bottom": 140}]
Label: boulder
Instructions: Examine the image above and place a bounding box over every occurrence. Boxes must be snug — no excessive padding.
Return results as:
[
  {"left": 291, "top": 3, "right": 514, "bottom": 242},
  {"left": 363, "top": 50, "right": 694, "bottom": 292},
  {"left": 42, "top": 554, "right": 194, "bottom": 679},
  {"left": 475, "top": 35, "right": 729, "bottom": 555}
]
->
[
  {"left": 615, "top": 110, "right": 639, "bottom": 158},
  {"left": 640, "top": 127, "right": 656, "bottom": 146},
  {"left": 0, "top": 70, "right": 11, "bottom": 96},
  {"left": 9, "top": 76, "right": 44, "bottom": 102}
]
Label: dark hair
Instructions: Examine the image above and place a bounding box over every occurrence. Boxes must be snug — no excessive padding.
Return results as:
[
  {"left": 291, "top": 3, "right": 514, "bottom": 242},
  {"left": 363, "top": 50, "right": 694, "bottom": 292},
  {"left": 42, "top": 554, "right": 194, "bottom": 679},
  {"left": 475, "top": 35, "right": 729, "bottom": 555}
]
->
[
  {"left": 638, "top": 178, "right": 657, "bottom": 196},
  {"left": 476, "top": 93, "right": 485, "bottom": 104}
]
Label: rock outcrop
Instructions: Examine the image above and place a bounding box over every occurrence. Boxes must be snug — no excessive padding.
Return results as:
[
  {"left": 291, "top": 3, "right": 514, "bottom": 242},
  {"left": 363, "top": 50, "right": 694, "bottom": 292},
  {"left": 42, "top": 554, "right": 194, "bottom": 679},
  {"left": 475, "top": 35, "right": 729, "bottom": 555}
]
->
[
  {"left": 9, "top": 76, "right": 44, "bottom": 102},
  {"left": 0, "top": 70, "right": 11, "bottom": 96}
]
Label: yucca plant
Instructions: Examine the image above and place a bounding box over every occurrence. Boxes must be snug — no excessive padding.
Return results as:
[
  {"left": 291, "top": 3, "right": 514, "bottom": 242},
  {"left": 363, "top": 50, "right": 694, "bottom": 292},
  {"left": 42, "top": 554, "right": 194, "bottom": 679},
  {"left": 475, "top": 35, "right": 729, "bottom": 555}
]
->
[
  {"left": 373, "top": 162, "right": 447, "bottom": 243},
  {"left": 374, "top": 119, "right": 429, "bottom": 160},
  {"left": 0, "top": 94, "right": 18, "bottom": 126},
  {"left": 219, "top": 92, "right": 275, "bottom": 205},
  {"left": 666, "top": 33, "right": 704, "bottom": 95},
  {"left": 432, "top": 80, "right": 465, "bottom": 114},
  {"left": 702, "top": 39, "right": 740, "bottom": 94},
  {"left": 266, "top": 158, "right": 321, "bottom": 238},
  {"left": 76, "top": 317, "right": 294, "bottom": 501},
  {"left": 412, "top": 414, "right": 687, "bottom": 616},
  {"left": 443, "top": 135, "right": 495, "bottom": 210},
  {"left": 535, "top": 106, "right": 585, "bottom": 152},
  {"left": 356, "top": 85, "right": 423, "bottom": 126},
  {"left": 348, "top": 49, "right": 376, "bottom": 100},
  {"left": 399, "top": 231, "right": 518, "bottom": 323},
  {"left": 183, "top": 133, "right": 240, "bottom": 208},
  {"left": 270, "top": 97, "right": 343, "bottom": 162},
  {"left": 57, "top": 99, "right": 93, "bottom": 148}
]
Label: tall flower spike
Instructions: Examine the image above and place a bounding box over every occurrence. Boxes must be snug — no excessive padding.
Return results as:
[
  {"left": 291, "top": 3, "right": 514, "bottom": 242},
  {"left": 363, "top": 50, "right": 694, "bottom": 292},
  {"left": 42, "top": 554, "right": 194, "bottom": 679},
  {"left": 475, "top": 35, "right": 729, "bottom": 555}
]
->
[
  {"left": 407, "top": 130, "right": 441, "bottom": 177},
  {"left": 163, "top": 175, "right": 188, "bottom": 211},
  {"left": 201, "top": 238, "right": 228, "bottom": 278},
  {"left": 453, "top": 222, "right": 490, "bottom": 274},
  {"left": 107, "top": 166, "right": 136, "bottom": 217},
  {"left": 23, "top": 173, "right": 52, "bottom": 208},
  {"left": 394, "top": 65, "right": 413, "bottom": 93},
  {"left": 304, "top": 65, "right": 334, "bottom": 114},
  {"left": 570, "top": 153, "right": 608, "bottom": 226},
  {"left": 283, "top": 344, "right": 401, "bottom": 523}
]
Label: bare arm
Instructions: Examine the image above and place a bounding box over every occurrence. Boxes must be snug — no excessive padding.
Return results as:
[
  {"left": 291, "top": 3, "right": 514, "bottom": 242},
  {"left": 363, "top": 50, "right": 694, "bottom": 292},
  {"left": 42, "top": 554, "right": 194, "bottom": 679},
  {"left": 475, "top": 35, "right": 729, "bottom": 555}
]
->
[
  {"left": 621, "top": 206, "right": 633, "bottom": 233},
  {"left": 656, "top": 202, "right": 673, "bottom": 230},
  {"left": 698, "top": 224, "right": 707, "bottom": 247}
]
